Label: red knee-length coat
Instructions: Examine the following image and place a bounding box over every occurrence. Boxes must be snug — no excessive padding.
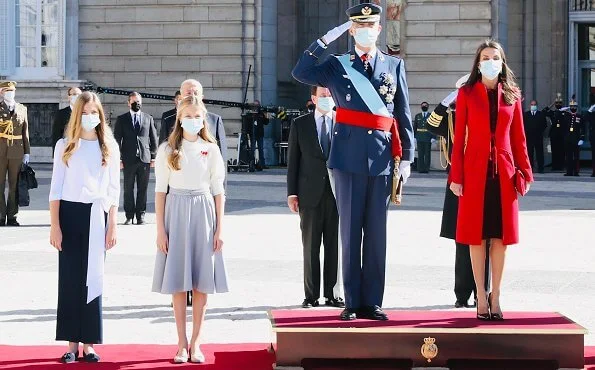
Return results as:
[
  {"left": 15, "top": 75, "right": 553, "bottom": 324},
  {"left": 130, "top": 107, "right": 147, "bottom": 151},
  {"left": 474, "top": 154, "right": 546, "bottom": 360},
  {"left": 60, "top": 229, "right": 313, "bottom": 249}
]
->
[{"left": 450, "top": 82, "right": 534, "bottom": 246}]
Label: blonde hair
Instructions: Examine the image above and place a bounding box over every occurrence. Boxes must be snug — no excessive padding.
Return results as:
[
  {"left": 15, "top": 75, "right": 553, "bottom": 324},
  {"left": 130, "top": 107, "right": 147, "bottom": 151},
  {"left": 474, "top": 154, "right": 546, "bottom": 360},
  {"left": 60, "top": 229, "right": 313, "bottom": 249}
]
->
[
  {"left": 167, "top": 95, "right": 216, "bottom": 170},
  {"left": 62, "top": 91, "right": 113, "bottom": 166}
]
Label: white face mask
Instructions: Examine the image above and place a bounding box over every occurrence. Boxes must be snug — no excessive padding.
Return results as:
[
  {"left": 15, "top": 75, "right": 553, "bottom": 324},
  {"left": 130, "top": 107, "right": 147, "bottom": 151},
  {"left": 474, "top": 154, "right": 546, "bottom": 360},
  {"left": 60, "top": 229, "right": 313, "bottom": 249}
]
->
[
  {"left": 316, "top": 96, "right": 335, "bottom": 113},
  {"left": 70, "top": 95, "right": 80, "bottom": 107},
  {"left": 479, "top": 59, "right": 503, "bottom": 80},
  {"left": 81, "top": 114, "right": 101, "bottom": 132},
  {"left": 181, "top": 117, "right": 204, "bottom": 135},
  {"left": 354, "top": 27, "right": 379, "bottom": 48},
  {"left": 2, "top": 90, "right": 15, "bottom": 103}
]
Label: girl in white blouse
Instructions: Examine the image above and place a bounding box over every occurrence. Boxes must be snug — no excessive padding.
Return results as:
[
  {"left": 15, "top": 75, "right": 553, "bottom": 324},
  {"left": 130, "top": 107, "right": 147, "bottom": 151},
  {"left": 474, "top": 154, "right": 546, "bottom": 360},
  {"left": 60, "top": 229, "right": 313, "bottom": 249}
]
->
[
  {"left": 152, "top": 95, "right": 227, "bottom": 363},
  {"left": 49, "top": 91, "right": 120, "bottom": 363}
]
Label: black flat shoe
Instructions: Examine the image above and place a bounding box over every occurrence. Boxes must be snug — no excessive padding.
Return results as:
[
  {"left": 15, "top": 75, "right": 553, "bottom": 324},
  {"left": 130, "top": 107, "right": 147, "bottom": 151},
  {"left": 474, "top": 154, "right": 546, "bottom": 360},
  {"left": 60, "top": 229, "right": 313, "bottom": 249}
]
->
[
  {"left": 488, "top": 293, "right": 504, "bottom": 321},
  {"left": 301, "top": 299, "right": 319, "bottom": 308},
  {"left": 60, "top": 351, "right": 78, "bottom": 363},
  {"left": 325, "top": 297, "right": 345, "bottom": 308},
  {"left": 340, "top": 308, "right": 357, "bottom": 321},
  {"left": 359, "top": 305, "right": 388, "bottom": 321},
  {"left": 83, "top": 351, "right": 100, "bottom": 363}
]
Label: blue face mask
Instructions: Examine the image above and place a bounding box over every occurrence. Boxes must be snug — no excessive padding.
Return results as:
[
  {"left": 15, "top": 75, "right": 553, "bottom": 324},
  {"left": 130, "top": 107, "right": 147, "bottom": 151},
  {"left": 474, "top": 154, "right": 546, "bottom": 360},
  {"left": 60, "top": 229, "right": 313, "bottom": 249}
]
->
[
  {"left": 479, "top": 59, "right": 502, "bottom": 80},
  {"left": 316, "top": 97, "right": 335, "bottom": 113},
  {"left": 530, "top": 105, "right": 537, "bottom": 112},
  {"left": 81, "top": 114, "right": 101, "bottom": 132},
  {"left": 181, "top": 117, "right": 204, "bottom": 135},
  {"left": 354, "top": 27, "right": 379, "bottom": 48}
]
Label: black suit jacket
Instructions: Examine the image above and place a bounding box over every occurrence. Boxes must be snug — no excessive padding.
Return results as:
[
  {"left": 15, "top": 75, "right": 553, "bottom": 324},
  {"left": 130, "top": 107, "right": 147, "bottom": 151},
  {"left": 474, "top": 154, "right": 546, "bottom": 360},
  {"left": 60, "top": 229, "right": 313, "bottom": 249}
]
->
[
  {"left": 114, "top": 111, "right": 158, "bottom": 165},
  {"left": 51, "top": 106, "right": 72, "bottom": 150},
  {"left": 159, "top": 108, "right": 177, "bottom": 145},
  {"left": 287, "top": 113, "right": 332, "bottom": 208},
  {"left": 523, "top": 110, "right": 547, "bottom": 140}
]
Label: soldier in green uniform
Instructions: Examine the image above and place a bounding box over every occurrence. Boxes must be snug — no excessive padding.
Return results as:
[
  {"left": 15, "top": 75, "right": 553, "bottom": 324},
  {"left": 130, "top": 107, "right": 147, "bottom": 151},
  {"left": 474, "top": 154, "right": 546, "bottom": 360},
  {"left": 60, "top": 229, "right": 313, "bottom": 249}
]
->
[
  {"left": 0, "top": 81, "right": 30, "bottom": 226},
  {"left": 413, "top": 102, "right": 435, "bottom": 173}
]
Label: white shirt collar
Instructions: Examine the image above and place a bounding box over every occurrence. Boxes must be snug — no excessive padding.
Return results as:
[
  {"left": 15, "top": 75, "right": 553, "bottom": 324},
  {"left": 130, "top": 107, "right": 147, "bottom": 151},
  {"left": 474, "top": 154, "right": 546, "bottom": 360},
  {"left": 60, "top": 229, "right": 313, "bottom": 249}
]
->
[
  {"left": 355, "top": 46, "right": 377, "bottom": 61},
  {"left": 314, "top": 109, "right": 333, "bottom": 121},
  {"left": 130, "top": 110, "right": 141, "bottom": 117}
]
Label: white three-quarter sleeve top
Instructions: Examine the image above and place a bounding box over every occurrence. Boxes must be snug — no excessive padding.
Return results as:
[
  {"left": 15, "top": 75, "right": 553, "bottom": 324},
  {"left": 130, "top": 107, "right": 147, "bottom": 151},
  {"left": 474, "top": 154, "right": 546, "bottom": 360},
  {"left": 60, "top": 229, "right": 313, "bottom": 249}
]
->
[
  {"left": 155, "top": 138, "right": 225, "bottom": 196},
  {"left": 49, "top": 137, "right": 121, "bottom": 303}
]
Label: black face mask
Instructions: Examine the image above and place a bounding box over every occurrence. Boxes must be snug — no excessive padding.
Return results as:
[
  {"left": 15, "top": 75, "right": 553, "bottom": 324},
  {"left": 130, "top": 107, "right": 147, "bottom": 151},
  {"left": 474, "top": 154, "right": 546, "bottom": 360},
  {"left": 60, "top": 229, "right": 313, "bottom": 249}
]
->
[
  {"left": 570, "top": 107, "right": 578, "bottom": 113},
  {"left": 555, "top": 104, "right": 563, "bottom": 110},
  {"left": 307, "top": 104, "right": 315, "bottom": 112},
  {"left": 421, "top": 106, "right": 428, "bottom": 112},
  {"left": 131, "top": 102, "right": 142, "bottom": 112}
]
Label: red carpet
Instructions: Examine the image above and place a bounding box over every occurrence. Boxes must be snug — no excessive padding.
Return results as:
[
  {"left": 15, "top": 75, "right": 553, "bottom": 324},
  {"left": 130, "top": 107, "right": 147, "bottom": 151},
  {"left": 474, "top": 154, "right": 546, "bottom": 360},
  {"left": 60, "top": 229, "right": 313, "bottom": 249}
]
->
[
  {"left": 0, "top": 343, "right": 275, "bottom": 369},
  {"left": 0, "top": 344, "right": 592, "bottom": 369},
  {"left": 271, "top": 309, "right": 585, "bottom": 331}
]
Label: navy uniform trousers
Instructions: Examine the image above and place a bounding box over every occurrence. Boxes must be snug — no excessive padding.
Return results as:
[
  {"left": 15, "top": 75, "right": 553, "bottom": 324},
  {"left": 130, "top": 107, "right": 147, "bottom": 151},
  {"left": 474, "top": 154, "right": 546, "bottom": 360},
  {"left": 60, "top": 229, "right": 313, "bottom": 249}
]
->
[{"left": 56, "top": 200, "right": 103, "bottom": 344}]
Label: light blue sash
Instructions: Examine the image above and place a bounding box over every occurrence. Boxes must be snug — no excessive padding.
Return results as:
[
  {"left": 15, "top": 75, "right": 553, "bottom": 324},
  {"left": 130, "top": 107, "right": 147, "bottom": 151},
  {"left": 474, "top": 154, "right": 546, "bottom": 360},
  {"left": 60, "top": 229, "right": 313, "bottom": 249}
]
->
[{"left": 337, "top": 54, "right": 391, "bottom": 118}]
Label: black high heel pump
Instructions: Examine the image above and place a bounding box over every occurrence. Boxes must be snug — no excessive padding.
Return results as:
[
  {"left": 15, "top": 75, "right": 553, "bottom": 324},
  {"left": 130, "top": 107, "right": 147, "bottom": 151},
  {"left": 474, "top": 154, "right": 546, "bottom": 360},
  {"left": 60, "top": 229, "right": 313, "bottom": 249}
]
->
[{"left": 488, "top": 293, "right": 504, "bottom": 321}]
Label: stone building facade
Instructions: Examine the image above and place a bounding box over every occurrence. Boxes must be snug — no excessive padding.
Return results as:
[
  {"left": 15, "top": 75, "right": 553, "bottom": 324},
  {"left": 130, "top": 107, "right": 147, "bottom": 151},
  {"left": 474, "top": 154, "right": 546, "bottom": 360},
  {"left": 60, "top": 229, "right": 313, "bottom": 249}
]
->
[{"left": 0, "top": 0, "right": 591, "bottom": 162}]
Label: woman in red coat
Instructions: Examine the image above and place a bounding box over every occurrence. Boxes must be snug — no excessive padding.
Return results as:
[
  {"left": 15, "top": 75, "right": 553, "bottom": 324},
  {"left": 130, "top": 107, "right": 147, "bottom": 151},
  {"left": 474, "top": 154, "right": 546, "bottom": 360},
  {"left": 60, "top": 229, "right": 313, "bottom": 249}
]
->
[{"left": 449, "top": 40, "right": 534, "bottom": 321}]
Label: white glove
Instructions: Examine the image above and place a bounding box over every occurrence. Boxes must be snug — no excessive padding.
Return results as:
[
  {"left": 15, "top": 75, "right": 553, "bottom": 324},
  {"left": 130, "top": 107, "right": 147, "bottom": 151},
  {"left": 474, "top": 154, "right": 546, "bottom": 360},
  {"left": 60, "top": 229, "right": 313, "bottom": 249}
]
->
[
  {"left": 578, "top": 140, "right": 584, "bottom": 146},
  {"left": 441, "top": 90, "right": 458, "bottom": 107},
  {"left": 22, "top": 154, "right": 30, "bottom": 164},
  {"left": 321, "top": 21, "right": 353, "bottom": 45},
  {"left": 431, "top": 138, "right": 437, "bottom": 144},
  {"left": 398, "top": 160, "right": 411, "bottom": 184}
]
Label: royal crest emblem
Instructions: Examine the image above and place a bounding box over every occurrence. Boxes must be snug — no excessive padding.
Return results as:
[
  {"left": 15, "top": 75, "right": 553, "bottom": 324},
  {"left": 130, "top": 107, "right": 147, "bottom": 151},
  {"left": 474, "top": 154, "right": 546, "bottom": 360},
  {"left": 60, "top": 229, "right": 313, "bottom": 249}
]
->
[{"left": 421, "top": 337, "right": 438, "bottom": 363}]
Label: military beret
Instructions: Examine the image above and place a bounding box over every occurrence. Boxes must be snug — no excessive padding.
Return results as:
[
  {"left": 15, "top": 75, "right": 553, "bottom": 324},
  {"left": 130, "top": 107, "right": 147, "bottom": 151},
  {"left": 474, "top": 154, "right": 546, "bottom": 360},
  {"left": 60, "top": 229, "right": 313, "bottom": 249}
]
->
[
  {"left": 346, "top": 2, "right": 382, "bottom": 23},
  {"left": 0, "top": 81, "right": 17, "bottom": 89}
]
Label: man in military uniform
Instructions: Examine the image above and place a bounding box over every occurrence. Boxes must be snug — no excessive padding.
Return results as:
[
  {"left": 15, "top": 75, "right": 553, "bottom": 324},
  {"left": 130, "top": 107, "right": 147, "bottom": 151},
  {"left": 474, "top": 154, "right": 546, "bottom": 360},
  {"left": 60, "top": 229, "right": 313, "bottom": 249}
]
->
[
  {"left": 0, "top": 81, "right": 30, "bottom": 226},
  {"left": 414, "top": 102, "right": 434, "bottom": 173},
  {"left": 292, "top": 3, "right": 414, "bottom": 321},
  {"left": 563, "top": 99, "right": 585, "bottom": 176},
  {"left": 547, "top": 97, "right": 567, "bottom": 171}
]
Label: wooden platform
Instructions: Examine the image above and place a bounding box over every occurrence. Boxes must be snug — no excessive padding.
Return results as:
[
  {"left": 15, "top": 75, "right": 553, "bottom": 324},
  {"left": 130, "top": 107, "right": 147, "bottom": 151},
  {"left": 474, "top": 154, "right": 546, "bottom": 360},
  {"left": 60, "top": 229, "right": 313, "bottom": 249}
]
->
[{"left": 269, "top": 309, "right": 588, "bottom": 369}]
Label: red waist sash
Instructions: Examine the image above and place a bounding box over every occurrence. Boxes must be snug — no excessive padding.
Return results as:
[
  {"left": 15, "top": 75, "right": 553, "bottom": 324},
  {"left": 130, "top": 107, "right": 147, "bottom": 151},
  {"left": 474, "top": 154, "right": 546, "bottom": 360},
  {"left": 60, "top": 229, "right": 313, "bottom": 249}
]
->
[{"left": 335, "top": 107, "right": 402, "bottom": 158}]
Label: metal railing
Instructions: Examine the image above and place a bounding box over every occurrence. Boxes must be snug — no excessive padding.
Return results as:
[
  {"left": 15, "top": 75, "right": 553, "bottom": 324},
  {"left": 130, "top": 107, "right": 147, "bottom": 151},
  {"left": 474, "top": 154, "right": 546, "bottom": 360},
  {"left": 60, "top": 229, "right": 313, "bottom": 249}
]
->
[{"left": 571, "top": 0, "right": 595, "bottom": 11}]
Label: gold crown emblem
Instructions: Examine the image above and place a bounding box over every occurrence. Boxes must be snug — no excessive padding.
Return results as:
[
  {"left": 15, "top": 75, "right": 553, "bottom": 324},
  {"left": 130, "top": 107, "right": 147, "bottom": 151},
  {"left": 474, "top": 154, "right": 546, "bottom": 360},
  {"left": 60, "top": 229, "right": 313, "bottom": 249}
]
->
[
  {"left": 361, "top": 6, "right": 372, "bottom": 16},
  {"left": 421, "top": 337, "right": 438, "bottom": 363}
]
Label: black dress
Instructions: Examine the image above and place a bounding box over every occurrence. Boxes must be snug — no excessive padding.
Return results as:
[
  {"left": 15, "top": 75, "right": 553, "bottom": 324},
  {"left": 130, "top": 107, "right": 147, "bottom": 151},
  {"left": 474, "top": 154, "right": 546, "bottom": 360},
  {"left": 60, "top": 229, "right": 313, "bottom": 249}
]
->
[{"left": 482, "top": 89, "right": 503, "bottom": 240}]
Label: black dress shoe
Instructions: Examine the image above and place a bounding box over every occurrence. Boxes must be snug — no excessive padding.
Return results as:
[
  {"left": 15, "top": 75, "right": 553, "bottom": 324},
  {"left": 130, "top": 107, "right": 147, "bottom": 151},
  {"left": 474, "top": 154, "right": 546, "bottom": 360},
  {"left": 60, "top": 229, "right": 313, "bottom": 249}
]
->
[
  {"left": 82, "top": 351, "right": 100, "bottom": 363},
  {"left": 136, "top": 217, "right": 145, "bottom": 225},
  {"left": 60, "top": 351, "right": 78, "bottom": 363},
  {"left": 124, "top": 218, "right": 133, "bottom": 225},
  {"left": 454, "top": 300, "right": 467, "bottom": 308},
  {"left": 359, "top": 305, "right": 388, "bottom": 321},
  {"left": 301, "top": 299, "right": 319, "bottom": 308},
  {"left": 6, "top": 219, "right": 19, "bottom": 226},
  {"left": 340, "top": 308, "right": 357, "bottom": 321},
  {"left": 325, "top": 297, "right": 345, "bottom": 308}
]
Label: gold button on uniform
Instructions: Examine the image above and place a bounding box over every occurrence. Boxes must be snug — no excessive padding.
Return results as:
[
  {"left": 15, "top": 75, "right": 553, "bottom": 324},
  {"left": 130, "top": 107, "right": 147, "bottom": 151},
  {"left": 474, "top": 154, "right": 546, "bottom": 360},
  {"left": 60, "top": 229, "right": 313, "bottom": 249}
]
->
[{"left": 367, "top": 130, "right": 372, "bottom": 134}]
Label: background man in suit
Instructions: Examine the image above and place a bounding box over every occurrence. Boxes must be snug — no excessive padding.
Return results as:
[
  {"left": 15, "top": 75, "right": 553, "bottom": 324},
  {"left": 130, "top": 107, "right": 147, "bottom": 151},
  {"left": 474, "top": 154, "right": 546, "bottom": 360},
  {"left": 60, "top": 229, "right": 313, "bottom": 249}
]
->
[
  {"left": 413, "top": 101, "right": 435, "bottom": 173},
  {"left": 114, "top": 92, "right": 158, "bottom": 225},
  {"left": 179, "top": 80, "right": 227, "bottom": 163},
  {"left": 0, "top": 81, "right": 30, "bottom": 227},
  {"left": 523, "top": 100, "right": 548, "bottom": 173},
  {"left": 51, "top": 87, "right": 82, "bottom": 150},
  {"left": 287, "top": 86, "right": 344, "bottom": 309},
  {"left": 159, "top": 90, "right": 181, "bottom": 145},
  {"left": 292, "top": 3, "right": 414, "bottom": 321},
  {"left": 248, "top": 100, "right": 270, "bottom": 171}
]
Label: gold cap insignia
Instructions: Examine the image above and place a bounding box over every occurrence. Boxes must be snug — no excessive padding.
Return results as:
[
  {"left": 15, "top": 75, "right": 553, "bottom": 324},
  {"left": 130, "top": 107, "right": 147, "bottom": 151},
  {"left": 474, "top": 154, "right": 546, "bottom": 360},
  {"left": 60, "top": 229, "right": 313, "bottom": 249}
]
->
[{"left": 362, "top": 6, "right": 372, "bottom": 16}]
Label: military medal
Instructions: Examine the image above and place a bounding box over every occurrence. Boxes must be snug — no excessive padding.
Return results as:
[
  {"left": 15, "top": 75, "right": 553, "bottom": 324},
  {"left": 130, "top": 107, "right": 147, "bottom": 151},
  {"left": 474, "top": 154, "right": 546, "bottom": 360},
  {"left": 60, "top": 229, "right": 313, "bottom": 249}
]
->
[
  {"left": 570, "top": 127, "right": 574, "bottom": 132},
  {"left": 346, "top": 94, "right": 351, "bottom": 102}
]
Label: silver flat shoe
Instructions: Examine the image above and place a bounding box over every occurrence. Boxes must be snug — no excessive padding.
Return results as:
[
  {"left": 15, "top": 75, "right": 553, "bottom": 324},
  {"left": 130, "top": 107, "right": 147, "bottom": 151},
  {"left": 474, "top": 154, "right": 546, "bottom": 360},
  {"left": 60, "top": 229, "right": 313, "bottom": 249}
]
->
[{"left": 173, "top": 348, "right": 189, "bottom": 363}]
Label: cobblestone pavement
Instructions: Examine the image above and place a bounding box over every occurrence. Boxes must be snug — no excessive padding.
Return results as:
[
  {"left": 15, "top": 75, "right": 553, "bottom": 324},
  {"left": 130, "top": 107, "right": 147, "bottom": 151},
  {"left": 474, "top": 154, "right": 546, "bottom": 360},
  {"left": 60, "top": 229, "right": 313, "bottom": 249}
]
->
[{"left": 1, "top": 165, "right": 594, "bottom": 348}]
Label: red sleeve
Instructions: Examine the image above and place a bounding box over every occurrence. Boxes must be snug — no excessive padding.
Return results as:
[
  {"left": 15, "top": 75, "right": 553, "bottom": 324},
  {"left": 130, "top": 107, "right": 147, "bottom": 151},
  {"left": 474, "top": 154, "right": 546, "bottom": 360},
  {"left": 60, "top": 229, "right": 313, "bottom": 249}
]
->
[
  {"left": 450, "top": 88, "right": 467, "bottom": 184},
  {"left": 511, "top": 98, "right": 534, "bottom": 182}
]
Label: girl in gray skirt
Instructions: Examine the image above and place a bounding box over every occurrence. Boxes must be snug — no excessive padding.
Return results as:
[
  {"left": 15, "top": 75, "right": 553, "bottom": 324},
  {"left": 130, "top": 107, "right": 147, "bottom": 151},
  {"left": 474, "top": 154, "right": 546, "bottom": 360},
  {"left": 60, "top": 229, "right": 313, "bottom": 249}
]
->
[{"left": 152, "top": 94, "right": 227, "bottom": 364}]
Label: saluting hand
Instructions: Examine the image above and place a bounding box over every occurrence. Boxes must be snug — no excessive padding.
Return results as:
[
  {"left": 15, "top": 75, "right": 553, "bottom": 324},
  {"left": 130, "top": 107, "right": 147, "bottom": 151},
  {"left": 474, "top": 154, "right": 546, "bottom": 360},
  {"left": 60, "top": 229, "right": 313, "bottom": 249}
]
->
[
  {"left": 321, "top": 21, "right": 353, "bottom": 45},
  {"left": 450, "top": 182, "right": 463, "bottom": 197},
  {"left": 50, "top": 225, "right": 63, "bottom": 251}
]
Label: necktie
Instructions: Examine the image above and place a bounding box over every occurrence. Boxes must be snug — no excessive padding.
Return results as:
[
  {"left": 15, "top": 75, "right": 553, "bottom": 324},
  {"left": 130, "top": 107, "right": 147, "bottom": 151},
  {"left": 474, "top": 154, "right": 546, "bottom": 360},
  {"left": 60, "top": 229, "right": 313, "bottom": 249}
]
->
[
  {"left": 134, "top": 114, "right": 140, "bottom": 132},
  {"left": 320, "top": 116, "right": 330, "bottom": 159},
  {"left": 361, "top": 54, "right": 373, "bottom": 78}
]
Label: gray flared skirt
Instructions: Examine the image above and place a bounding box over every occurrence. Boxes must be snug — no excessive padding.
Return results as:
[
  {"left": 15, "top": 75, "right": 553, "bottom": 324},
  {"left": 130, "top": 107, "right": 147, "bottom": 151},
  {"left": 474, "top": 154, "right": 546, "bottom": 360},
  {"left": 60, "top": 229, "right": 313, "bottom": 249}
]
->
[{"left": 152, "top": 188, "right": 229, "bottom": 294}]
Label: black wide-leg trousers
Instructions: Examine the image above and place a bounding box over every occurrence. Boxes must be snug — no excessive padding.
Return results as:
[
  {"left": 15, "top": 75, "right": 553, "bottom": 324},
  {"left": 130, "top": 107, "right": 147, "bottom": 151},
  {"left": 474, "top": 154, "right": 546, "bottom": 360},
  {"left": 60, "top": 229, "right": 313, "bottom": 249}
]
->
[{"left": 56, "top": 200, "right": 103, "bottom": 344}]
